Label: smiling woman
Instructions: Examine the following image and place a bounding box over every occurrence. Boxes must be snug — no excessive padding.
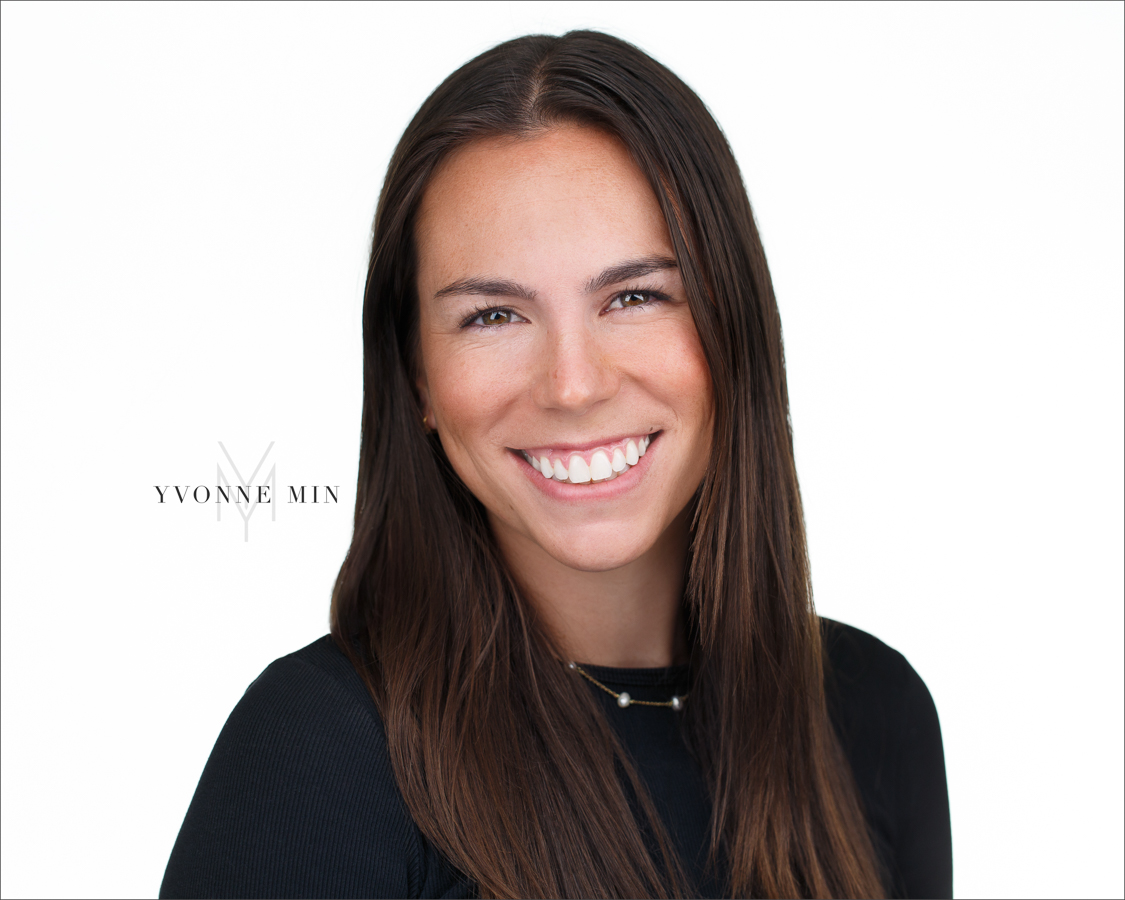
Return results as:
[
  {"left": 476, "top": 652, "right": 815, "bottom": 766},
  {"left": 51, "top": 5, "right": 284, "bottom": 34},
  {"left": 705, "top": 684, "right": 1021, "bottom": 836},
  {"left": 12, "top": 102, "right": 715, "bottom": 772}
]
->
[
  {"left": 161, "top": 30, "right": 951, "bottom": 900},
  {"left": 414, "top": 126, "right": 713, "bottom": 663}
]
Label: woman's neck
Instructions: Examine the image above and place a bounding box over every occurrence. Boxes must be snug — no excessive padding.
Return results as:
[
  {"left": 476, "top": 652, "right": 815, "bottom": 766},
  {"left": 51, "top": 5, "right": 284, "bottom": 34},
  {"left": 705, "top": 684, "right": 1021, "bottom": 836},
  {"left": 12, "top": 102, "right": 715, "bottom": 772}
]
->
[{"left": 492, "top": 509, "right": 691, "bottom": 669}]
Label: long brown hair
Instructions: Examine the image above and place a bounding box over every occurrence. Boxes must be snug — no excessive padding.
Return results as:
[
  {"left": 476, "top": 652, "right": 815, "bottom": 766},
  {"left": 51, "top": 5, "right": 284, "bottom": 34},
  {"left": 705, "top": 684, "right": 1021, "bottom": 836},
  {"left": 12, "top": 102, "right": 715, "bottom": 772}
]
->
[{"left": 331, "top": 30, "right": 884, "bottom": 899}]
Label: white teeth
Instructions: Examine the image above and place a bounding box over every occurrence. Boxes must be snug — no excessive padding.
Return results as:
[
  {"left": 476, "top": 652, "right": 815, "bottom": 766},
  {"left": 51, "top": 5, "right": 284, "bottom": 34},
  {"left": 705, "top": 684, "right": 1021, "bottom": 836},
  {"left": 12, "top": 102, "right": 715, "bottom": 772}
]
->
[
  {"left": 568, "top": 455, "right": 592, "bottom": 484},
  {"left": 523, "top": 434, "right": 655, "bottom": 485},
  {"left": 589, "top": 450, "right": 612, "bottom": 481}
]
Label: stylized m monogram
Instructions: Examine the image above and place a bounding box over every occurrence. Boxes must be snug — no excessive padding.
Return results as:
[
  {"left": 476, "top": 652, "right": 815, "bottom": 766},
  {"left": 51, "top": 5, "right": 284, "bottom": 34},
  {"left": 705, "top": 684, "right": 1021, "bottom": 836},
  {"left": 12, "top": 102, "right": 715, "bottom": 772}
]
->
[{"left": 217, "top": 441, "right": 276, "bottom": 542}]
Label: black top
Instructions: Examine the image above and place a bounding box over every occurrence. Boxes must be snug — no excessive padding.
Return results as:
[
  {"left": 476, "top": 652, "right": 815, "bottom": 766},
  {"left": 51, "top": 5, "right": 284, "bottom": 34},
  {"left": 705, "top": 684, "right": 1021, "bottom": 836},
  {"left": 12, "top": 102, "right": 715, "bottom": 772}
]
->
[{"left": 160, "top": 620, "right": 951, "bottom": 898}]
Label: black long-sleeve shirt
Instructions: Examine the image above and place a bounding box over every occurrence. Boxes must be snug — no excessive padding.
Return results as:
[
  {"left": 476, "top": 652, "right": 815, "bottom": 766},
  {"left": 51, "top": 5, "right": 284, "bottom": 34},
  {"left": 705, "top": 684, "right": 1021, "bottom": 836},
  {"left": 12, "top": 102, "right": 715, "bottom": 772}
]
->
[{"left": 161, "top": 619, "right": 952, "bottom": 898}]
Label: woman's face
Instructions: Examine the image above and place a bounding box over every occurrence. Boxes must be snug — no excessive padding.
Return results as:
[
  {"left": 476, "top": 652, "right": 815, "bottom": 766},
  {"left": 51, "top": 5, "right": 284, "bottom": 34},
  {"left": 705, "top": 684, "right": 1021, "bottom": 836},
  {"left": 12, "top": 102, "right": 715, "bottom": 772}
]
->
[{"left": 414, "top": 124, "right": 713, "bottom": 573}]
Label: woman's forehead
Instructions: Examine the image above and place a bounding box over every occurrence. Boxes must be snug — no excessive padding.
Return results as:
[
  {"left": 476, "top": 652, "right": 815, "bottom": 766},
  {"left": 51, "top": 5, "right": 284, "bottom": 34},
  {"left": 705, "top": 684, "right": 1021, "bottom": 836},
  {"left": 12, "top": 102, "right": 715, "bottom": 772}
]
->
[
  {"left": 420, "top": 124, "right": 670, "bottom": 275},
  {"left": 415, "top": 124, "right": 673, "bottom": 295}
]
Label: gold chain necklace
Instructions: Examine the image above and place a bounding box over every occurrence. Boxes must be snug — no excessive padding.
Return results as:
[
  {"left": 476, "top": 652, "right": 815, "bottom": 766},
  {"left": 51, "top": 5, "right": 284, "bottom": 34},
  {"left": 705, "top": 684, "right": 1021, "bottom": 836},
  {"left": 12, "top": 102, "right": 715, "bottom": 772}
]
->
[{"left": 568, "top": 661, "right": 687, "bottom": 710}]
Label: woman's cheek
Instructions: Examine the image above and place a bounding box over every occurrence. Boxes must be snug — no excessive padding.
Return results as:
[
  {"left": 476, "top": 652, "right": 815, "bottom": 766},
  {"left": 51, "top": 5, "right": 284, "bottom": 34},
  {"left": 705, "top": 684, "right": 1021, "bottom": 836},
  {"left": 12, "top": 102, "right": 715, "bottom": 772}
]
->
[
  {"left": 433, "top": 342, "right": 525, "bottom": 435},
  {"left": 644, "top": 319, "right": 712, "bottom": 406}
]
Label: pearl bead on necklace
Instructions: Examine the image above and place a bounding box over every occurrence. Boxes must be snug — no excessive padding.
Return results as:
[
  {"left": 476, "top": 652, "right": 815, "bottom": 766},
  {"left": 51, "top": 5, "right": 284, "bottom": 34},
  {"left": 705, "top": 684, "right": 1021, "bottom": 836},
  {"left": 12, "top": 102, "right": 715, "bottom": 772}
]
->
[{"left": 567, "top": 661, "right": 686, "bottom": 710}]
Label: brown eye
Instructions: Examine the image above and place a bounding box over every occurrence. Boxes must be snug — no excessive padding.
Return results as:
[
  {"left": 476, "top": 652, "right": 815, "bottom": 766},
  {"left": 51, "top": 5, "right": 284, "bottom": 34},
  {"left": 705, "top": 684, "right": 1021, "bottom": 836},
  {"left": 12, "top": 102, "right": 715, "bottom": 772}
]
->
[
  {"left": 473, "top": 308, "right": 513, "bottom": 326},
  {"left": 462, "top": 307, "right": 527, "bottom": 329},
  {"left": 608, "top": 291, "right": 654, "bottom": 311}
]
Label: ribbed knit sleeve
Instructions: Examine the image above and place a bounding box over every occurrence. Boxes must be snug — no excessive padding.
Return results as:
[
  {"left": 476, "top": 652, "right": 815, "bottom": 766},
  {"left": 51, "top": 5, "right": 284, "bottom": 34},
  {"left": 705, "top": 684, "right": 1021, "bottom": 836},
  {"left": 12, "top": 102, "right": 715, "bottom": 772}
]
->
[
  {"left": 822, "top": 620, "right": 953, "bottom": 900},
  {"left": 159, "top": 637, "right": 472, "bottom": 899},
  {"left": 891, "top": 651, "right": 952, "bottom": 900},
  {"left": 163, "top": 628, "right": 949, "bottom": 898}
]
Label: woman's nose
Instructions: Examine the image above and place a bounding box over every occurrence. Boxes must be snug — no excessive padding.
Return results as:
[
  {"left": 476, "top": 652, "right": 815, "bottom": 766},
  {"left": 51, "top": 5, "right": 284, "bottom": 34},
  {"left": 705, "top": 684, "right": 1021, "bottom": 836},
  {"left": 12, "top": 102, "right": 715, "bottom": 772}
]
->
[{"left": 532, "top": 326, "right": 620, "bottom": 415}]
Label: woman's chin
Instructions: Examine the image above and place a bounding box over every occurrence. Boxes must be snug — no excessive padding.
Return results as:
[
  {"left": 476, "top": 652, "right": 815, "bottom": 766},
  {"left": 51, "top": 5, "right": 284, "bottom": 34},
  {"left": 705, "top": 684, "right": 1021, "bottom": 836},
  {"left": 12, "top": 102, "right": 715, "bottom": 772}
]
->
[{"left": 529, "top": 527, "right": 660, "bottom": 574}]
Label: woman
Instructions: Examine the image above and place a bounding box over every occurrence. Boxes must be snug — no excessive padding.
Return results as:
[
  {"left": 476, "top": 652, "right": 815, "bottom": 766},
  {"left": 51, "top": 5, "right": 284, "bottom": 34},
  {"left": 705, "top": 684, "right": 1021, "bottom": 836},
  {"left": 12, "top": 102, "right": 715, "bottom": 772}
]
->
[{"left": 161, "top": 31, "right": 951, "bottom": 899}]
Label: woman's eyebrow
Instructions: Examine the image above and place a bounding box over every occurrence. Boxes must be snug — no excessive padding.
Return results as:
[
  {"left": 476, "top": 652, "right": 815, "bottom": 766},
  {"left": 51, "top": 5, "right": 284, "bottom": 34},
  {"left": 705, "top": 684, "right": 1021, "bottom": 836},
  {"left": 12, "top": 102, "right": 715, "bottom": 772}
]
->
[
  {"left": 433, "top": 277, "right": 537, "bottom": 302},
  {"left": 584, "top": 255, "right": 678, "bottom": 294},
  {"left": 432, "top": 256, "right": 678, "bottom": 302}
]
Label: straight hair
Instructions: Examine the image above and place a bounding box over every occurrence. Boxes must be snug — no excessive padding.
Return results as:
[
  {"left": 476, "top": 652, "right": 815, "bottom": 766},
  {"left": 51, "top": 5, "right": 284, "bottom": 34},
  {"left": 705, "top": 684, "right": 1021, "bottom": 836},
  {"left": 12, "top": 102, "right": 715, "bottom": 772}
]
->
[{"left": 331, "top": 30, "right": 885, "bottom": 898}]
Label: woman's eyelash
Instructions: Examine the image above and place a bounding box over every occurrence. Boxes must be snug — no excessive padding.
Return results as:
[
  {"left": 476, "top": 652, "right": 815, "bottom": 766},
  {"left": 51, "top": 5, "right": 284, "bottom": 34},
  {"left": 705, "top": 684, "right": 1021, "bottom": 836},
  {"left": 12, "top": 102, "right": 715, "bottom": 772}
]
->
[
  {"left": 458, "top": 288, "right": 671, "bottom": 329},
  {"left": 459, "top": 305, "right": 514, "bottom": 329},
  {"left": 607, "top": 287, "right": 670, "bottom": 310}
]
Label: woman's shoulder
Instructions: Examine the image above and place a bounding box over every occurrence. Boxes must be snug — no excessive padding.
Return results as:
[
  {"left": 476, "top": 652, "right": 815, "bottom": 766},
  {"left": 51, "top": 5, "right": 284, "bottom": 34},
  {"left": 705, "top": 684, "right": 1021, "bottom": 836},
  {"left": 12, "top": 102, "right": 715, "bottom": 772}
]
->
[
  {"left": 819, "top": 617, "right": 930, "bottom": 706},
  {"left": 819, "top": 617, "right": 952, "bottom": 899},
  {"left": 160, "top": 636, "right": 473, "bottom": 899},
  {"left": 246, "top": 634, "right": 387, "bottom": 725},
  {"left": 818, "top": 615, "right": 943, "bottom": 773}
]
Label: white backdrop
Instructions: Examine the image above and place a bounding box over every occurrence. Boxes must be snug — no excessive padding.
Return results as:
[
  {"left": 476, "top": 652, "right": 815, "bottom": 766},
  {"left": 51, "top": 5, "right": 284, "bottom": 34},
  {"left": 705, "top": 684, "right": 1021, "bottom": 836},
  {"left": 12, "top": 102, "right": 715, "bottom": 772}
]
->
[{"left": 2, "top": 3, "right": 1122, "bottom": 897}]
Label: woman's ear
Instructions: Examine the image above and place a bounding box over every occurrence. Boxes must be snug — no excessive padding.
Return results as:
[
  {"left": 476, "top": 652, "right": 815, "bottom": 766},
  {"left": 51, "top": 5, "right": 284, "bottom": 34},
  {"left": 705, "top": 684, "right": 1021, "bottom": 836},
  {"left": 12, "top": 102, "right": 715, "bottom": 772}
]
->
[{"left": 417, "top": 374, "right": 434, "bottom": 430}]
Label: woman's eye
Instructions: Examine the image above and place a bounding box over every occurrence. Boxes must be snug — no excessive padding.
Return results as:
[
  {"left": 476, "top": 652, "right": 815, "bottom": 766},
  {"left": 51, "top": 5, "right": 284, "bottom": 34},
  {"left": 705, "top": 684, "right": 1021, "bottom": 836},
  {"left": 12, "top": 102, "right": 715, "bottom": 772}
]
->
[
  {"left": 607, "top": 291, "right": 653, "bottom": 310},
  {"left": 467, "top": 308, "right": 520, "bottom": 328}
]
